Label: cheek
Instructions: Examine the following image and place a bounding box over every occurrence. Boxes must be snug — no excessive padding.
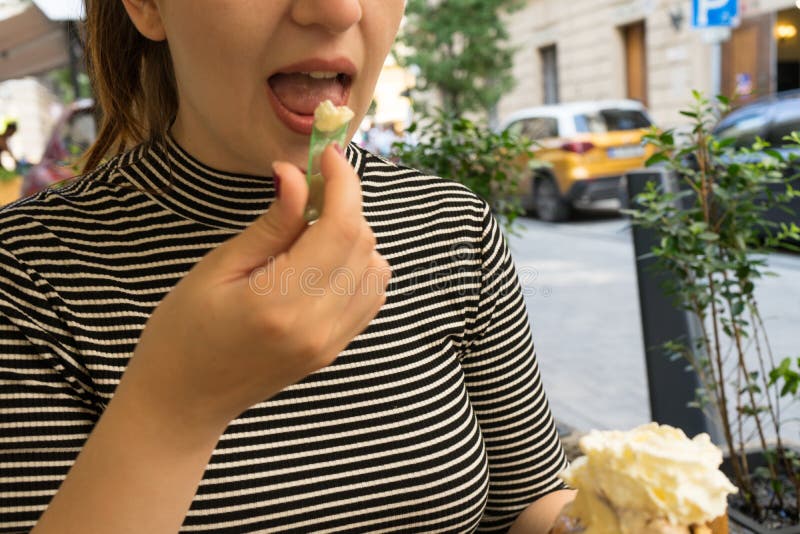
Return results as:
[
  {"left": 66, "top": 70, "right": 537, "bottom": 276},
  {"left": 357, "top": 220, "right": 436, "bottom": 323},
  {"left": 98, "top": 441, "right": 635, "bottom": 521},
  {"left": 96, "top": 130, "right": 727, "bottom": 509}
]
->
[
  {"left": 164, "top": 7, "right": 266, "bottom": 98},
  {"left": 171, "top": 31, "right": 248, "bottom": 84},
  {"left": 353, "top": 6, "right": 404, "bottom": 104}
]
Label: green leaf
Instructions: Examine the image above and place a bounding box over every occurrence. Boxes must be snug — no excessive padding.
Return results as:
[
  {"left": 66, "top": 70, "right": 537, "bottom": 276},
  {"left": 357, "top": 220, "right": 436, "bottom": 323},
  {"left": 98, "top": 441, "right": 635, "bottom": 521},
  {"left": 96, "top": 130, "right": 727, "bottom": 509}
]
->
[
  {"left": 645, "top": 153, "right": 670, "bottom": 167},
  {"left": 698, "top": 232, "right": 719, "bottom": 241},
  {"left": 689, "top": 222, "right": 708, "bottom": 234},
  {"left": 764, "top": 149, "right": 784, "bottom": 161}
]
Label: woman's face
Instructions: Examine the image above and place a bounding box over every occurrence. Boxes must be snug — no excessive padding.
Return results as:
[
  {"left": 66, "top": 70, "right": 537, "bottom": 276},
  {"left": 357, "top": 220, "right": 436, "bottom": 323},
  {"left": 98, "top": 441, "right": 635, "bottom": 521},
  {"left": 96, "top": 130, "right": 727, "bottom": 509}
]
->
[{"left": 132, "top": 0, "right": 404, "bottom": 174}]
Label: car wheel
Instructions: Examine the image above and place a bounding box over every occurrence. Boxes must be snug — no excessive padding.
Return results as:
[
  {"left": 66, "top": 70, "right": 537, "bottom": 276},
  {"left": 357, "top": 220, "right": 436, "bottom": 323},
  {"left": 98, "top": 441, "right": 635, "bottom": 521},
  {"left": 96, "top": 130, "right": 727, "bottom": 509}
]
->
[{"left": 535, "top": 175, "right": 571, "bottom": 222}]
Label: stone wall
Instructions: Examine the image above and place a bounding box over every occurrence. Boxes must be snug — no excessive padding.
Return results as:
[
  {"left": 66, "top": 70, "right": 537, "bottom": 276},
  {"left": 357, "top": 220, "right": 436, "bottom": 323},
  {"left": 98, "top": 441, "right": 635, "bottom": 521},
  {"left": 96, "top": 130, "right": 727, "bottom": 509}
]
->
[{"left": 500, "top": 0, "right": 797, "bottom": 129}]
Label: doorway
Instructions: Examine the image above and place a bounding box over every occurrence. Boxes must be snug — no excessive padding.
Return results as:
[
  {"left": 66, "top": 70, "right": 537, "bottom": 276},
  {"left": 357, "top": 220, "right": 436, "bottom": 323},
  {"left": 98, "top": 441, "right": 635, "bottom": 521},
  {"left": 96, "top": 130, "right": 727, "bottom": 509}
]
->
[
  {"left": 622, "top": 21, "right": 648, "bottom": 107},
  {"left": 722, "top": 13, "right": 774, "bottom": 103},
  {"left": 776, "top": 7, "right": 800, "bottom": 92}
]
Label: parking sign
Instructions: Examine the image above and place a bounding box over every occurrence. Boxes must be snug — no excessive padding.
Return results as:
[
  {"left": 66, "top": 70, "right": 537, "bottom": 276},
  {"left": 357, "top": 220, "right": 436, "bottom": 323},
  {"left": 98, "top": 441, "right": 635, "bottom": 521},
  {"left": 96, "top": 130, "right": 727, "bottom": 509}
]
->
[{"left": 692, "top": 0, "right": 738, "bottom": 28}]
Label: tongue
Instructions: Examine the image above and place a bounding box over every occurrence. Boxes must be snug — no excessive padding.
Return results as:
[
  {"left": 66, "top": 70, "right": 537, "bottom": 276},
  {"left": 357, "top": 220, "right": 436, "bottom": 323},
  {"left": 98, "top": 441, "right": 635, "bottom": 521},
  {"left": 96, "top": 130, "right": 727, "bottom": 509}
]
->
[{"left": 268, "top": 73, "right": 345, "bottom": 115}]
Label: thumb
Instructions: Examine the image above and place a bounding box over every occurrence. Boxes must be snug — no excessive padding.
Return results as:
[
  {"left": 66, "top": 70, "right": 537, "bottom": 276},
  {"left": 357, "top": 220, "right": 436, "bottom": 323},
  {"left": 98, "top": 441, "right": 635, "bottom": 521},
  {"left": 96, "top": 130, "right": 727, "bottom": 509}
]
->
[{"left": 212, "top": 161, "right": 309, "bottom": 275}]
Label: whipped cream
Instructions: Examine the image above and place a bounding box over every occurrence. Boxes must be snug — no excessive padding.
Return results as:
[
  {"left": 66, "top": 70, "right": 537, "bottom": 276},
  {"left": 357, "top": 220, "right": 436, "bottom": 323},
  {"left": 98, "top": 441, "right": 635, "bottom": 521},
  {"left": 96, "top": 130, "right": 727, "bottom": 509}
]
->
[
  {"left": 559, "top": 423, "right": 737, "bottom": 534},
  {"left": 313, "top": 100, "right": 354, "bottom": 132}
]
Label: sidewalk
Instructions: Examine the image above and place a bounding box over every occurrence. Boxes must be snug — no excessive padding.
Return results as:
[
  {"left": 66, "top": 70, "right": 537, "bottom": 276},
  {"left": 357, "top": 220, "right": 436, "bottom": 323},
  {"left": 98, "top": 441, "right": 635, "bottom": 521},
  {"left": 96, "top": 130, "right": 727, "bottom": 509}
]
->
[
  {"left": 509, "top": 214, "right": 650, "bottom": 432},
  {"left": 509, "top": 214, "right": 800, "bottom": 438}
]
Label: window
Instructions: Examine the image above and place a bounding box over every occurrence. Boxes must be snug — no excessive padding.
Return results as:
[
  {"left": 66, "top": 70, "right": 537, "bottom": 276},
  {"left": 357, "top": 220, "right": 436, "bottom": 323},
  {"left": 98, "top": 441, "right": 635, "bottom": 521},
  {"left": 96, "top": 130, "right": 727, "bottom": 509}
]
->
[
  {"left": 766, "top": 100, "right": 800, "bottom": 147},
  {"left": 504, "top": 117, "right": 558, "bottom": 140},
  {"left": 505, "top": 121, "right": 525, "bottom": 137},
  {"left": 521, "top": 117, "right": 559, "bottom": 139},
  {"left": 574, "top": 109, "right": 651, "bottom": 133},
  {"left": 714, "top": 104, "right": 771, "bottom": 148},
  {"left": 539, "top": 45, "right": 559, "bottom": 105}
]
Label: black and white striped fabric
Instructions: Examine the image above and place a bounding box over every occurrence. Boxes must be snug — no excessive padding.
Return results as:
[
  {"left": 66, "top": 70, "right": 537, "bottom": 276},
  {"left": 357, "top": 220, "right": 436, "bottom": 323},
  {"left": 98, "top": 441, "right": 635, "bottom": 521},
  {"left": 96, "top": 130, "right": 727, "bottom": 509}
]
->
[{"left": 0, "top": 138, "right": 567, "bottom": 533}]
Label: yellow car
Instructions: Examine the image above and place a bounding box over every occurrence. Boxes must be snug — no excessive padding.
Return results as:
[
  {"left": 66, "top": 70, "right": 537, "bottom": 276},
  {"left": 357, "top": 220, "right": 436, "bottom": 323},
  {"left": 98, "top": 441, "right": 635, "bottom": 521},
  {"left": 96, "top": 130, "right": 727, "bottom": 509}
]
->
[{"left": 500, "top": 99, "right": 656, "bottom": 222}]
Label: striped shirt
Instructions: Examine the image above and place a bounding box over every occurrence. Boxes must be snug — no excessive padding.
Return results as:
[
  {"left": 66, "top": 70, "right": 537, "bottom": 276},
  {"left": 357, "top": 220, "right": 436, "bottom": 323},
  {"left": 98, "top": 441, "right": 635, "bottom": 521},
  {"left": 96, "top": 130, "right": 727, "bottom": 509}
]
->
[{"left": 0, "top": 138, "right": 568, "bottom": 533}]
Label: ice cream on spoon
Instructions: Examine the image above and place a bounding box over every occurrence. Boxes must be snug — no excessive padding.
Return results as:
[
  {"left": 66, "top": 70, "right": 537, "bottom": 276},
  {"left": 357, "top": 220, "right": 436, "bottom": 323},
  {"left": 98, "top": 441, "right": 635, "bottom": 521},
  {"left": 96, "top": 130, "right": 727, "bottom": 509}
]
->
[{"left": 303, "top": 100, "right": 354, "bottom": 221}]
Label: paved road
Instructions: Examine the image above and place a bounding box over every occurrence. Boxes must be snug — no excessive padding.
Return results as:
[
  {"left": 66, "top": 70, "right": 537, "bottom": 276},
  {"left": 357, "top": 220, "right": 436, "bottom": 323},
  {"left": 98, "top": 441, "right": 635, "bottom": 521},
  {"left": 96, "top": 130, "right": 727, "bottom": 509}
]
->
[{"left": 507, "top": 210, "right": 800, "bottom": 441}]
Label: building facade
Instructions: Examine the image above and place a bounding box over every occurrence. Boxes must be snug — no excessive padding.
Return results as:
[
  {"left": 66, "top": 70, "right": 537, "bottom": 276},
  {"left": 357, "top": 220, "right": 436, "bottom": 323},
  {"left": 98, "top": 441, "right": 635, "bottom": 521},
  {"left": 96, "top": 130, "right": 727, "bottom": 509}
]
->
[{"left": 499, "top": 0, "right": 800, "bottom": 128}]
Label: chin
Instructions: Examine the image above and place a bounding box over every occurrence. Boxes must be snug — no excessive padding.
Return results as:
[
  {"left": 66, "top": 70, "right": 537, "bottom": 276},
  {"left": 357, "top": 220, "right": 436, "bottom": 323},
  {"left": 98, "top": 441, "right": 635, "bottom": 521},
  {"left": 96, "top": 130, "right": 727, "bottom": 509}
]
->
[{"left": 283, "top": 144, "right": 312, "bottom": 171}]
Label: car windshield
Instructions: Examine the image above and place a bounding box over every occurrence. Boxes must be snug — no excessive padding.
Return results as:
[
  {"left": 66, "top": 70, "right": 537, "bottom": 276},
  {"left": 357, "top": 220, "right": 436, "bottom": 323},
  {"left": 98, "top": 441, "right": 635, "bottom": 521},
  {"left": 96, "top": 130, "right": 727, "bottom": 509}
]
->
[{"left": 574, "top": 109, "right": 651, "bottom": 133}]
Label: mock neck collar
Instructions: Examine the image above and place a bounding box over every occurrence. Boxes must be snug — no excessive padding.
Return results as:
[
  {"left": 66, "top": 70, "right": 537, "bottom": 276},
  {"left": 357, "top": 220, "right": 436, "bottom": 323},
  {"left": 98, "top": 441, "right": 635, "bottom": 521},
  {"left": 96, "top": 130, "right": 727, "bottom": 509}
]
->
[{"left": 120, "top": 134, "right": 364, "bottom": 230}]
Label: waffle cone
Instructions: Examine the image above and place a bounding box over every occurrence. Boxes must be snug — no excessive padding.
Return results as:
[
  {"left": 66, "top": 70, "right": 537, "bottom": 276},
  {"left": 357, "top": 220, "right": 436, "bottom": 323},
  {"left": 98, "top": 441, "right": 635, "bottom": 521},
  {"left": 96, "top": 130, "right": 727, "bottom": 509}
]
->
[
  {"left": 692, "top": 515, "right": 728, "bottom": 534},
  {"left": 550, "top": 513, "right": 728, "bottom": 534}
]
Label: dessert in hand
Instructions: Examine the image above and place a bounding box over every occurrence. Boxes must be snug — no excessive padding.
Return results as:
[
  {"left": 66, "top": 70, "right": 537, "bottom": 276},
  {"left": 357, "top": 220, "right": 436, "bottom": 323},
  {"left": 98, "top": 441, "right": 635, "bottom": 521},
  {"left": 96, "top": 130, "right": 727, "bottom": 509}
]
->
[
  {"left": 304, "top": 100, "right": 355, "bottom": 221},
  {"left": 552, "top": 423, "right": 737, "bottom": 534}
]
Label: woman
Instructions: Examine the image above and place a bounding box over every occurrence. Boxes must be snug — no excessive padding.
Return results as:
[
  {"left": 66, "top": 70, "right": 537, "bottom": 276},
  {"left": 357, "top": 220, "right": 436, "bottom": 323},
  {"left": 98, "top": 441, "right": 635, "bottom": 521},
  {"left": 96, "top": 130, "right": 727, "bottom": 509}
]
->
[{"left": 0, "top": 1, "right": 574, "bottom": 532}]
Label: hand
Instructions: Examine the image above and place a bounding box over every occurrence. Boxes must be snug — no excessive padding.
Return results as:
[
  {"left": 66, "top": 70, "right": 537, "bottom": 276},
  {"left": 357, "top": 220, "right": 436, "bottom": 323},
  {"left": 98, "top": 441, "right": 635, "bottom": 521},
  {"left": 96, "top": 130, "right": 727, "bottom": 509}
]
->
[
  {"left": 547, "top": 514, "right": 582, "bottom": 534},
  {"left": 124, "top": 144, "right": 391, "bottom": 436}
]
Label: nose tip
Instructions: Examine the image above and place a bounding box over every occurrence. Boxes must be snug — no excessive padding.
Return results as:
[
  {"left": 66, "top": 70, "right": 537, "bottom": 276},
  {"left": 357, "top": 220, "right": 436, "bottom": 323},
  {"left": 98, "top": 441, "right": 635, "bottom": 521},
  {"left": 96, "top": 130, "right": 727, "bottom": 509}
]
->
[{"left": 291, "top": 0, "right": 363, "bottom": 33}]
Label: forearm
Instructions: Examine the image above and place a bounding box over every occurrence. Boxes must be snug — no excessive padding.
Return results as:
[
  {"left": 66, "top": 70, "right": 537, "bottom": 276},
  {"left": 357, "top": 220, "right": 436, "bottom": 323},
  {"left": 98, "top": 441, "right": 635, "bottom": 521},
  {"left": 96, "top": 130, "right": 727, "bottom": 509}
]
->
[
  {"left": 32, "top": 366, "right": 224, "bottom": 534},
  {"left": 509, "top": 489, "right": 577, "bottom": 534}
]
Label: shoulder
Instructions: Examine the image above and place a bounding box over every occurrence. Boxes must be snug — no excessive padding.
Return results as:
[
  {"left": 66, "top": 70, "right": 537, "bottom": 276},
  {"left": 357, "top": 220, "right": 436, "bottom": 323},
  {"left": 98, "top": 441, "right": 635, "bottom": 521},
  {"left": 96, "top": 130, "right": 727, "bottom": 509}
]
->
[
  {"left": 351, "top": 144, "right": 490, "bottom": 227},
  {"left": 0, "top": 148, "right": 141, "bottom": 252}
]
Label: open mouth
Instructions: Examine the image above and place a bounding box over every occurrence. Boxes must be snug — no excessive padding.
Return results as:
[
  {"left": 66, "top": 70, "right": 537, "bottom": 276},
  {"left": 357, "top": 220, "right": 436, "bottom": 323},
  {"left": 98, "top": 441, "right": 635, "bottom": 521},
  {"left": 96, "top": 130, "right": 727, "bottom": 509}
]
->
[{"left": 267, "top": 70, "right": 353, "bottom": 135}]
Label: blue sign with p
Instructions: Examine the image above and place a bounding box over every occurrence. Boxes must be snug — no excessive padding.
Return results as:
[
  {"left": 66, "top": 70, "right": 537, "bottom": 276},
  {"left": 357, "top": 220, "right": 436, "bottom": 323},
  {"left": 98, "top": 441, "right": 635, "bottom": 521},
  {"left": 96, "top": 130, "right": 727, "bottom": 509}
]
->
[{"left": 692, "top": 0, "right": 739, "bottom": 28}]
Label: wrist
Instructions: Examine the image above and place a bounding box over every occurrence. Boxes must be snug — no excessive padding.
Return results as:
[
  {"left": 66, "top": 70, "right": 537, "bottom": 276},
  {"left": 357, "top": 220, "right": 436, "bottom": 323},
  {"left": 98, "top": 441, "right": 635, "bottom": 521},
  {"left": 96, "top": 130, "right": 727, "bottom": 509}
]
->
[
  {"left": 32, "top": 358, "right": 225, "bottom": 533},
  {"left": 114, "top": 359, "right": 228, "bottom": 452}
]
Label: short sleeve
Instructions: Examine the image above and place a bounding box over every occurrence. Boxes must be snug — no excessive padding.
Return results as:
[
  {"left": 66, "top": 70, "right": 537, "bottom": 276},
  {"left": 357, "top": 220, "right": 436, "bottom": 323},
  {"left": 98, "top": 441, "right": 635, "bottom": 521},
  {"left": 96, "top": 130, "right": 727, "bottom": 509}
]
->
[
  {"left": 0, "top": 246, "right": 99, "bottom": 532},
  {"left": 463, "top": 204, "right": 569, "bottom": 533}
]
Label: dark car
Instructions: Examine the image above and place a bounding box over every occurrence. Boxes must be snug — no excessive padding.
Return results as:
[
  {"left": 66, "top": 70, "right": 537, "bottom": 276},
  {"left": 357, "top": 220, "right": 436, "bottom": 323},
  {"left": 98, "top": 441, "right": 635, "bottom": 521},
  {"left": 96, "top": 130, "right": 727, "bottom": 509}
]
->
[
  {"left": 711, "top": 90, "right": 800, "bottom": 240},
  {"left": 22, "top": 98, "right": 96, "bottom": 198}
]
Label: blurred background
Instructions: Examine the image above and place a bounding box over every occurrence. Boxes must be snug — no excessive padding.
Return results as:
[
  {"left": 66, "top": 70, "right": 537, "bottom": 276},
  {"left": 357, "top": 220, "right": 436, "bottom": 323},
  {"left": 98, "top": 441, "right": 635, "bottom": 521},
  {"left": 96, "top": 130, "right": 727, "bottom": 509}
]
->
[{"left": 0, "top": 0, "right": 798, "bottom": 442}]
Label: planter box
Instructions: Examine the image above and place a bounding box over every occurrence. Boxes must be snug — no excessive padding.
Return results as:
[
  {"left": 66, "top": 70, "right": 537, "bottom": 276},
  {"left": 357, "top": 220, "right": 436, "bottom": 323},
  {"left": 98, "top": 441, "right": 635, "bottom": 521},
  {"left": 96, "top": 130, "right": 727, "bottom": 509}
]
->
[
  {"left": 722, "top": 450, "right": 800, "bottom": 534},
  {"left": 728, "top": 508, "right": 800, "bottom": 534}
]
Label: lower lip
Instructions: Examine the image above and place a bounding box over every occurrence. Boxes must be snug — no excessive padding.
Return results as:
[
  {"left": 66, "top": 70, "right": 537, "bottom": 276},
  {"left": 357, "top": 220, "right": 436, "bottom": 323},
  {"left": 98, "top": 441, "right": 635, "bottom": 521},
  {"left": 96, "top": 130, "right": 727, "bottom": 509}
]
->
[{"left": 266, "top": 85, "right": 315, "bottom": 136}]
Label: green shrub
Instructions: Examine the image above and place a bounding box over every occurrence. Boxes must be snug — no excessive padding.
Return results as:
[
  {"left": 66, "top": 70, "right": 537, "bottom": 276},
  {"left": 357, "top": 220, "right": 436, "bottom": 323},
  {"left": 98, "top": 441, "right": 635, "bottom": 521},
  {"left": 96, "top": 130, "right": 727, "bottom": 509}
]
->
[{"left": 392, "top": 110, "right": 538, "bottom": 235}]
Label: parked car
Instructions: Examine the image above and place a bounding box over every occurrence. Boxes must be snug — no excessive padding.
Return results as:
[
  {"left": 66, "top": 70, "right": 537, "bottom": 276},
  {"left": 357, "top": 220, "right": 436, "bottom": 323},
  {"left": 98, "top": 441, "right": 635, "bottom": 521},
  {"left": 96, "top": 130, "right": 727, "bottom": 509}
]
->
[
  {"left": 711, "top": 89, "right": 800, "bottom": 244},
  {"left": 499, "top": 99, "right": 656, "bottom": 222},
  {"left": 22, "top": 98, "right": 96, "bottom": 198}
]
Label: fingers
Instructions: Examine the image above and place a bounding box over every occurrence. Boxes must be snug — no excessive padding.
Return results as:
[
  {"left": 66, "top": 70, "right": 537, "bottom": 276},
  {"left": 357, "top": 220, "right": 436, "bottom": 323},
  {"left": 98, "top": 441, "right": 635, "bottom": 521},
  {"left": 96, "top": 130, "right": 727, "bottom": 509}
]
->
[
  {"left": 291, "top": 143, "right": 370, "bottom": 276},
  {"left": 319, "top": 143, "right": 363, "bottom": 221},
  {"left": 244, "top": 248, "right": 391, "bottom": 344},
  {"left": 203, "top": 161, "right": 309, "bottom": 277},
  {"left": 241, "top": 143, "right": 389, "bottom": 346},
  {"left": 272, "top": 161, "right": 312, "bottom": 221},
  {"left": 328, "top": 252, "right": 392, "bottom": 348}
]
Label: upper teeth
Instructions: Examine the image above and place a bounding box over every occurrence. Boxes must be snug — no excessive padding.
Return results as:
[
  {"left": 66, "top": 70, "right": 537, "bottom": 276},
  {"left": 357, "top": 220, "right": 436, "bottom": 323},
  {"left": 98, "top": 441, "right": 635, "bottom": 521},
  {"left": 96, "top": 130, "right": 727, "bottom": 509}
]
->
[{"left": 303, "top": 71, "right": 339, "bottom": 79}]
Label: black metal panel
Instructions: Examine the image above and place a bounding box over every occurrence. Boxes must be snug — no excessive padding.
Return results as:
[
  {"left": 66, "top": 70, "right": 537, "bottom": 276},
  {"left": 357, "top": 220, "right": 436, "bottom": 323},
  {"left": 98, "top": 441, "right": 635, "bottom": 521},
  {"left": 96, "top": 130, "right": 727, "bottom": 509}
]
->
[{"left": 626, "top": 168, "right": 722, "bottom": 441}]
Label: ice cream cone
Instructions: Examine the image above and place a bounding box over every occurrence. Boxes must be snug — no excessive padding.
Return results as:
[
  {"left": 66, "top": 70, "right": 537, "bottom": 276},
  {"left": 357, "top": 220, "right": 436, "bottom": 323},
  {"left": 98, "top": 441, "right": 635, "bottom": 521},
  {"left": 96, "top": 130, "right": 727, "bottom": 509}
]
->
[
  {"left": 552, "top": 424, "right": 737, "bottom": 534},
  {"left": 551, "top": 513, "right": 728, "bottom": 534},
  {"left": 698, "top": 514, "right": 728, "bottom": 534}
]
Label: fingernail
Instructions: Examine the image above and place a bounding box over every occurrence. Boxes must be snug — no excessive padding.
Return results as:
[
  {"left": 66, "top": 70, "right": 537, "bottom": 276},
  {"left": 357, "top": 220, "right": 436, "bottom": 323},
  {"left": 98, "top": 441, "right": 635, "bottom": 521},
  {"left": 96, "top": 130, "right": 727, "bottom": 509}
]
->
[
  {"left": 331, "top": 142, "right": 344, "bottom": 156},
  {"left": 271, "top": 165, "right": 282, "bottom": 199}
]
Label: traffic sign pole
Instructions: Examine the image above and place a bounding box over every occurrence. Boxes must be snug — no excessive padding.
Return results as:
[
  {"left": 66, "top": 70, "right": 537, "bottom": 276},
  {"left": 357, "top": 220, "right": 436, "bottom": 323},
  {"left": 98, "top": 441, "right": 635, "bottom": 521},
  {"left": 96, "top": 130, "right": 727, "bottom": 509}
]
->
[{"left": 692, "top": 0, "right": 738, "bottom": 97}]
